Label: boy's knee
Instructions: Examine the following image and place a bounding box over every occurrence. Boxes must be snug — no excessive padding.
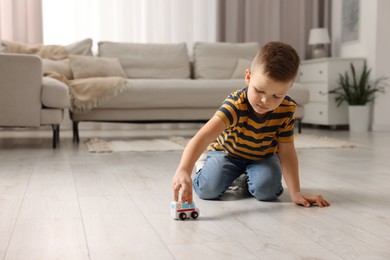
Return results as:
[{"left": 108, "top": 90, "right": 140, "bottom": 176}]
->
[
  {"left": 197, "top": 192, "right": 220, "bottom": 200},
  {"left": 249, "top": 183, "right": 283, "bottom": 201},
  {"left": 193, "top": 177, "right": 222, "bottom": 200},
  {"left": 194, "top": 183, "right": 222, "bottom": 200},
  {"left": 251, "top": 190, "right": 281, "bottom": 201}
]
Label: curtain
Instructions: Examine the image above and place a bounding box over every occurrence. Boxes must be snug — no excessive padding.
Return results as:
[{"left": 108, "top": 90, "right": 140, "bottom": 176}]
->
[
  {"left": 0, "top": 0, "right": 43, "bottom": 43},
  {"left": 42, "top": 0, "right": 218, "bottom": 51},
  {"left": 217, "top": 0, "right": 332, "bottom": 60}
]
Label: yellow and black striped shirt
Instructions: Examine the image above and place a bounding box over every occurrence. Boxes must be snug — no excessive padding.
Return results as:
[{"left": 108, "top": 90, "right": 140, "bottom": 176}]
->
[{"left": 208, "top": 87, "right": 296, "bottom": 160}]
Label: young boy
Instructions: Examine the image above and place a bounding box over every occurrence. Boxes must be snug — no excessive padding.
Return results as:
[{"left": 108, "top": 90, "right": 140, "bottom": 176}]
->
[{"left": 172, "top": 41, "right": 330, "bottom": 208}]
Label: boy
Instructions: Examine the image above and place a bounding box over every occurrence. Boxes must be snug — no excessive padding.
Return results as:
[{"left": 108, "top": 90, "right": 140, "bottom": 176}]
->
[{"left": 172, "top": 41, "right": 330, "bottom": 208}]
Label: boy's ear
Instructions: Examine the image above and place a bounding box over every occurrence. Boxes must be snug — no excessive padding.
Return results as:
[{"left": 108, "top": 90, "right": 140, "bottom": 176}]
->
[{"left": 245, "top": 69, "right": 251, "bottom": 85}]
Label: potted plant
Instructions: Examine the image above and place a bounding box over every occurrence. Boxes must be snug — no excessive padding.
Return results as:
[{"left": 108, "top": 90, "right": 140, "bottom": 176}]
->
[{"left": 329, "top": 62, "right": 387, "bottom": 131}]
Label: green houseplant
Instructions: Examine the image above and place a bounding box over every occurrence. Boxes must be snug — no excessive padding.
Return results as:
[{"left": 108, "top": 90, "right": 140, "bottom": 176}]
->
[
  {"left": 329, "top": 62, "right": 387, "bottom": 131},
  {"left": 329, "top": 62, "right": 386, "bottom": 106}
]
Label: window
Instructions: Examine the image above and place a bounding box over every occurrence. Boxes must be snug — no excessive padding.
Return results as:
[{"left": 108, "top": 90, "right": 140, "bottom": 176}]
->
[{"left": 42, "top": 0, "right": 218, "bottom": 49}]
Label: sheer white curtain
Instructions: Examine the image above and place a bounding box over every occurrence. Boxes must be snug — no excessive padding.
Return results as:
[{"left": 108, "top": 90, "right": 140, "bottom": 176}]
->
[
  {"left": 42, "top": 0, "right": 218, "bottom": 49},
  {"left": 0, "top": 0, "right": 43, "bottom": 43}
]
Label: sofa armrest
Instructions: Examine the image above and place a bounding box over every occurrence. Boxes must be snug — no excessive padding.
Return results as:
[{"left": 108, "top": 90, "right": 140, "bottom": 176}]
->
[
  {"left": 42, "top": 77, "right": 71, "bottom": 108},
  {"left": 0, "top": 53, "right": 42, "bottom": 127}
]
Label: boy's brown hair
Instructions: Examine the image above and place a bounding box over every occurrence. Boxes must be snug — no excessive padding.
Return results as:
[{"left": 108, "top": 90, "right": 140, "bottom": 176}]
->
[{"left": 251, "top": 41, "right": 300, "bottom": 82}]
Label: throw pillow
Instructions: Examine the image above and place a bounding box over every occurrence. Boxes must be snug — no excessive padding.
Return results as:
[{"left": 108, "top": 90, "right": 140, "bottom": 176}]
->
[
  {"left": 42, "top": 59, "right": 73, "bottom": 80},
  {"left": 69, "top": 55, "right": 127, "bottom": 79},
  {"left": 231, "top": 58, "right": 252, "bottom": 79},
  {"left": 193, "top": 42, "right": 259, "bottom": 79},
  {"left": 64, "top": 38, "right": 93, "bottom": 56}
]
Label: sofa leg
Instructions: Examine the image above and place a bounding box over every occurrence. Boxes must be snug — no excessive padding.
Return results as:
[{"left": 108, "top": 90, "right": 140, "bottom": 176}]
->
[
  {"left": 297, "top": 119, "right": 302, "bottom": 134},
  {"left": 73, "top": 121, "right": 80, "bottom": 143},
  {"left": 52, "top": 124, "right": 60, "bottom": 149}
]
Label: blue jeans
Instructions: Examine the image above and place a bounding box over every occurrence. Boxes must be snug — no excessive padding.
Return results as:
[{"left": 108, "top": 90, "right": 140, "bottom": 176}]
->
[{"left": 193, "top": 151, "right": 283, "bottom": 201}]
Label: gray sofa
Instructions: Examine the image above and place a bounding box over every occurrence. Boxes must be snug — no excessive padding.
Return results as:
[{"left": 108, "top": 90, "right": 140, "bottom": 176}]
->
[
  {"left": 70, "top": 41, "right": 309, "bottom": 142},
  {"left": 0, "top": 38, "right": 95, "bottom": 148},
  {"left": 0, "top": 40, "right": 309, "bottom": 147},
  {"left": 0, "top": 53, "right": 70, "bottom": 148}
]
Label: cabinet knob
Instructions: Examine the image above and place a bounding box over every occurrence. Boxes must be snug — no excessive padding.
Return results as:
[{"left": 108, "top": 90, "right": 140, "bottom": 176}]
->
[
  {"left": 318, "top": 91, "right": 326, "bottom": 95},
  {"left": 319, "top": 111, "right": 323, "bottom": 115},
  {"left": 318, "top": 70, "right": 323, "bottom": 74}
]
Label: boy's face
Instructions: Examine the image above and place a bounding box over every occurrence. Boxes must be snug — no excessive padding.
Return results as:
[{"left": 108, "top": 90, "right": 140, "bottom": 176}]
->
[{"left": 245, "top": 67, "right": 293, "bottom": 116}]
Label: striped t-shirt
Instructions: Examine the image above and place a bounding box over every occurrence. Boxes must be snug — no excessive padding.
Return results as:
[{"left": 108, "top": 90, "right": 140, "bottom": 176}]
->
[{"left": 208, "top": 87, "right": 296, "bottom": 161}]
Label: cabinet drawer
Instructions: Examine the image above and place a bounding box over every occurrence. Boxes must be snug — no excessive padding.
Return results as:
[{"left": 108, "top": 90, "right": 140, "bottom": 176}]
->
[
  {"left": 298, "top": 63, "right": 328, "bottom": 82},
  {"left": 302, "top": 103, "right": 328, "bottom": 124},
  {"left": 308, "top": 83, "right": 328, "bottom": 102}
]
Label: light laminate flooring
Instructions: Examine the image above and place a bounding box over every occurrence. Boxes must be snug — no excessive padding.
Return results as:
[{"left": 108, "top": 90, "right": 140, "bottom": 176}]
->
[{"left": 0, "top": 125, "right": 389, "bottom": 260}]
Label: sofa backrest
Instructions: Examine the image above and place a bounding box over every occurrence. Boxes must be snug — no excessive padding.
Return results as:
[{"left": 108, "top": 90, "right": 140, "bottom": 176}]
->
[
  {"left": 193, "top": 42, "right": 259, "bottom": 79},
  {"left": 98, "top": 42, "right": 191, "bottom": 79}
]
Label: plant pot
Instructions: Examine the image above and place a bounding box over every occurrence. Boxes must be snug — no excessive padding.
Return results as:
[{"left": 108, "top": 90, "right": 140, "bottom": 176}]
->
[{"left": 348, "top": 105, "right": 370, "bottom": 132}]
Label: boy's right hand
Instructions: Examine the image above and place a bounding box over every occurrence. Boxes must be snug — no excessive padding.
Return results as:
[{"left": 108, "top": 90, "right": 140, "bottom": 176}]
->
[{"left": 172, "top": 170, "right": 193, "bottom": 204}]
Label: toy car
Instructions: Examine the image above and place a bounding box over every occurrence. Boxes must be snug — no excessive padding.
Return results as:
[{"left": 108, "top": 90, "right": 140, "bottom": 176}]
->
[{"left": 171, "top": 201, "right": 200, "bottom": 220}]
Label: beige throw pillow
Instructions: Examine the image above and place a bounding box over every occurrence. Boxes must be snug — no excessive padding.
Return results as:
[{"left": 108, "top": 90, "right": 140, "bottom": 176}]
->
[
  {"left": 193, "top": 42, "right": 259, "bottom": 79},
  {"left": 231, "top": 58, "right": 252, "bottom": 79},
  {"left": 64, "top": 38, "right": 93, "bottom": 56},
  {"left": 42, "top": 59, "right": 73, "bottom": 79},
  {"left": 69, "top": 55, "right": 127, "bottom": 79}
]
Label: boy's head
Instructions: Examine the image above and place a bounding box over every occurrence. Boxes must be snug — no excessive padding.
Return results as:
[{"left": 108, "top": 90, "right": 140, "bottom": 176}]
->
[
  {"left": 251, "top": 41, "right": 300, "bottom": 82},
  {"left": 245, "top": 42, "right": 300, "bottom": 116}
]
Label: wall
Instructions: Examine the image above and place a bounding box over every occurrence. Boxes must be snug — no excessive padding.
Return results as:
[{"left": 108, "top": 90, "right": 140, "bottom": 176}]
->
[
  {"left": 372, "top": 0, "right": 390, "bottom": 131},
  {"left": 331, "top": 0, "right": 390, "bottom": 131}
]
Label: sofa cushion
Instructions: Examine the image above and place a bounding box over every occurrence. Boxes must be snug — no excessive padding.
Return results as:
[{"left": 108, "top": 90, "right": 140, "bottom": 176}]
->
[
  {"left": 96, "top": 80, "right": 308, "bottom": 121},
  {"left": 98, "top": 42, "right": 191, "bottom": 79},
  {"left": 100, "top": 79, "right": 245, "bottom": 109},
  {"left": 41, "top": 77, "right": 71, "bottom": 108},
  {"left": 193, "top": 42, "right": 259, "bottom": 79},
  {"left": 69, "top": 55, "right": 127, "bottom": 79}
]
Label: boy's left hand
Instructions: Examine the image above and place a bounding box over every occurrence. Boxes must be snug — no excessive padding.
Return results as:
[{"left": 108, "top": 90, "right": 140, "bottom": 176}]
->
[{"left": 292, "top": 192, "right": 330, "bottom": 208}]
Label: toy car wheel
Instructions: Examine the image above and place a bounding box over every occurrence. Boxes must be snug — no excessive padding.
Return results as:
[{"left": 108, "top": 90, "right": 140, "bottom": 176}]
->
[
  {"left": 191, "top": 211, "right": 199, "bottom": 219},
  {"left": 179, "top": 213, "right": 187, "bottom": 220}
]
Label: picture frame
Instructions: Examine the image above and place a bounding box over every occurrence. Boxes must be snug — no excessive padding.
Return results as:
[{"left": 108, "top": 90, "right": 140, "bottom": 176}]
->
[{"left": 341, "top": 0, "right": 360, "bottom": 43}]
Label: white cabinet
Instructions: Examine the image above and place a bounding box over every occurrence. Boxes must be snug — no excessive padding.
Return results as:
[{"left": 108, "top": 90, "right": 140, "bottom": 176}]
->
[{"left": 297, "top": 58, "right": 365, "bottom": 126}]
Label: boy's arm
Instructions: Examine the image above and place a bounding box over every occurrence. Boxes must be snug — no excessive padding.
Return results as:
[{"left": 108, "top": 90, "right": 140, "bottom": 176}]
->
[
  {"left": 278, "top": 141, "right": 330, "bottom": 207},
  {"left": 172, "top": 115, "right": 226, "bottom": 204}
]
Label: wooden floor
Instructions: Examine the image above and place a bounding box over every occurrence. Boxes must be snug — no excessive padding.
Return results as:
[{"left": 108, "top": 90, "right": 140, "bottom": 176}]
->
[{"left": 0, "top": 125, "right": 389, "bottom": 260}]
